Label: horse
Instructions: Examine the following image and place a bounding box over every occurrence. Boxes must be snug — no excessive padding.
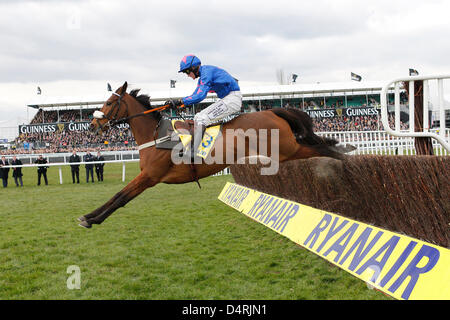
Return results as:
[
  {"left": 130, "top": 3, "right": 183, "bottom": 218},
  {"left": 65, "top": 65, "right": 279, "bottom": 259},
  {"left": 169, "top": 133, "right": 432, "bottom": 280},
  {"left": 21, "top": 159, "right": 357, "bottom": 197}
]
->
[{"left": 78, "top": 82, "right": 347, "bottom": 228}]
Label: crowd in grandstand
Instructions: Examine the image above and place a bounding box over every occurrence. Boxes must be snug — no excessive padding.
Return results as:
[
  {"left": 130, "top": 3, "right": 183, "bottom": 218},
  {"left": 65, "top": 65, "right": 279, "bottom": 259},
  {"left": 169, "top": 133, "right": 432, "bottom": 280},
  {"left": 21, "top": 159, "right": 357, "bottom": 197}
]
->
[
  {"left": 312, "top": 114, "right": 407, "bottom": 132},
  {"left": 30, "top": 109, "right": 91, "bottom": 124},
  {"left": 244, "top": 99, "right": 407, "bottom": 132},
  {"left": 16, "top": 126, "right": 134, "bottom": 147},
  {"left": 5, "top": 100, "right": 409, "bottom": 155},
  {"left": 11, "top": 108, "right": 135, "bottom": 154}
]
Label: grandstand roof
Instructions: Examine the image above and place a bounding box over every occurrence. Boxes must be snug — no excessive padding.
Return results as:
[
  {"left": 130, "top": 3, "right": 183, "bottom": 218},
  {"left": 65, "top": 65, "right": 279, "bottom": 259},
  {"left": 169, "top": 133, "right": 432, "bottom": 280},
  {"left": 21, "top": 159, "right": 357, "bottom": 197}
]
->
[
  {"left": 27, "top": 80, "right": 392, "bottom": 109},
  {"left": 27, "top": 92, "right": 113, "bottom": 109}
]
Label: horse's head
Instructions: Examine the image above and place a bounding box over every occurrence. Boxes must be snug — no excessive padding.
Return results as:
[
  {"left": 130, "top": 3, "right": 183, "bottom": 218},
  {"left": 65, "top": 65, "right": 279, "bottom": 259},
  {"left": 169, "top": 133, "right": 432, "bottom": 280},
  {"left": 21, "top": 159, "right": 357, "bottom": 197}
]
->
[{"left": 90, "top": 81, "right": 129, "bottom": 135}]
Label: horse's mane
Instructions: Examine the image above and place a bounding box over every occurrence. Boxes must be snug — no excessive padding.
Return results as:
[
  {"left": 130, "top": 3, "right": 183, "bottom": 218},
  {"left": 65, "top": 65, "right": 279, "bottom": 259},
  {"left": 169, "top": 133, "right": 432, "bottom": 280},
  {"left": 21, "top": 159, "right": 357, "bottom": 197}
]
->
[{"left": 129, "top": 89, "right": 162, "bottom": 121}]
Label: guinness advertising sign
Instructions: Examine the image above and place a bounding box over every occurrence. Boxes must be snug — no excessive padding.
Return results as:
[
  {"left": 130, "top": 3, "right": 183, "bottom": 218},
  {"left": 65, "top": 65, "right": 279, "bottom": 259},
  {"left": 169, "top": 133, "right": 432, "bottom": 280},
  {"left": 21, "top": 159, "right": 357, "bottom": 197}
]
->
[
  {"left": 19, "top": 122, "right": 129, "bottom": 135},
  {"left": 306, "top": 107, "right": 380, "bottom": 119}
]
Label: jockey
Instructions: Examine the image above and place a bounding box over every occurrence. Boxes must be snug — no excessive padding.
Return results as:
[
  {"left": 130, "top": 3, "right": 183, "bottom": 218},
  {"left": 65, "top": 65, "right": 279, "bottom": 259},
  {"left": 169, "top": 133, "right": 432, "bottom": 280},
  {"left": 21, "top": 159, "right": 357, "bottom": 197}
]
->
[{"left": 165, "top": 54, "right": 242, "bottom": 163}]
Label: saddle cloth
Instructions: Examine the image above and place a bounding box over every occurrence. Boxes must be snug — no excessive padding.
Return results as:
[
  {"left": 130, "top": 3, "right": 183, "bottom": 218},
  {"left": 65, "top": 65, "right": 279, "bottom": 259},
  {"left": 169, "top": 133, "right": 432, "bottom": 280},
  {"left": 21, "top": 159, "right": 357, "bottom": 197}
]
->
[{"left": 155, "top": 119, "right": 221, "bottom": 160}]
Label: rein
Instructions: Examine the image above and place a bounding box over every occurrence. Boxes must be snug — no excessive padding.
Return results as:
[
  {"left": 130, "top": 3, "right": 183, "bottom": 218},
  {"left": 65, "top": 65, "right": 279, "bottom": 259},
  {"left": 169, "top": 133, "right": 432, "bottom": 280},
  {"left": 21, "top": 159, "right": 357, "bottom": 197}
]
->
[
  {"left": 95, "top": 92, "right": 189, "bottom": 151},
  {"left": 97, "top": 92, "right": 185, "bottom": 126},
  {"left": 112, "top": 103, "right": 185, "bottom": 125}
]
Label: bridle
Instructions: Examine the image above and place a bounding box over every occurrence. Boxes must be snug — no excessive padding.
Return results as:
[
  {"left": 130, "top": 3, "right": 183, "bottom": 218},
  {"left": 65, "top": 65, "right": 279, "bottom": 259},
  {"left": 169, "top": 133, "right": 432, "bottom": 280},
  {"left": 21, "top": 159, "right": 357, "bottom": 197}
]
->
[
  {"left": 93, "top": 92, "right": 129, "bottom": 134},
  {"left": 93, "top": 92, "right": 182, "bottom": 133}
]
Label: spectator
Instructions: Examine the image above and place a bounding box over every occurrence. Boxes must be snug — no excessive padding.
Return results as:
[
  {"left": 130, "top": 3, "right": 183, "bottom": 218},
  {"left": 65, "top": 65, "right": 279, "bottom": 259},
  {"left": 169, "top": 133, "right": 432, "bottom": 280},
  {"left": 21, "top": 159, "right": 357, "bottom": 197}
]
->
[
  {"left": 0, "top": 156, "right": 10, "bottom": 188},
  {"left": 69, "top": 150, "right": 81, "bottom": 184},
  {"left": 35, "top": 155, "right": 48, "bottom": 186},
  {"left": 95, "top": 151, "right": 105, "bottom": 182},
  {"left": 83, "top": 151, "right": 95, "bottom": 183},
  {"left": 11, "top": 156, "right": 23, "bottom": 187}
]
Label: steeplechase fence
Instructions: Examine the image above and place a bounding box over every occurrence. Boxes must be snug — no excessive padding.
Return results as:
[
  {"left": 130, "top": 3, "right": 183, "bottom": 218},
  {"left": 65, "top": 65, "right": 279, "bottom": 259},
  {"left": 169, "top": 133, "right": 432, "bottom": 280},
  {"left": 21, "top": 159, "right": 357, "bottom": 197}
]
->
[
  {"left": 218, "top": 74, "right": 450, "bottom": 300},
  {"left": 221, "top": 156, "right": 449, "bottom": 300}
]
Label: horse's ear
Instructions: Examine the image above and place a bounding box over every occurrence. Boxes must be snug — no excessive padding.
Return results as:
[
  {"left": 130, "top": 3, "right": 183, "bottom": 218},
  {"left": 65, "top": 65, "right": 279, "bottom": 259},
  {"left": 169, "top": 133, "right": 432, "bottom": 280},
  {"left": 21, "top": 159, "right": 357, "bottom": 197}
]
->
[{"left": 118, "top": 81, "right": 128, "bottom": 95}]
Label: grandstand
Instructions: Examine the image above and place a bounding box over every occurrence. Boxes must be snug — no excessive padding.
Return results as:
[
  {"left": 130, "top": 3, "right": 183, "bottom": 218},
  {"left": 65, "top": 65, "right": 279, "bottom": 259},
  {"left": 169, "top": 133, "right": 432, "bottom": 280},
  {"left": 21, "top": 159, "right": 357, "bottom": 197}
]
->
[{"left": 3, "top": 79, "right": 447, "bottom": 154}]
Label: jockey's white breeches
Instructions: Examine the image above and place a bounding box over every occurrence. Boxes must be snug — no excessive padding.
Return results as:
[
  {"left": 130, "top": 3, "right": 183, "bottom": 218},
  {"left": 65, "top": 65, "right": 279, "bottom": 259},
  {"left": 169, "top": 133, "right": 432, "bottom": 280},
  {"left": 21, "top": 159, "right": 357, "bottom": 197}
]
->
[{"left": 194, "top": 91, "right": 242, "bottom": 126}]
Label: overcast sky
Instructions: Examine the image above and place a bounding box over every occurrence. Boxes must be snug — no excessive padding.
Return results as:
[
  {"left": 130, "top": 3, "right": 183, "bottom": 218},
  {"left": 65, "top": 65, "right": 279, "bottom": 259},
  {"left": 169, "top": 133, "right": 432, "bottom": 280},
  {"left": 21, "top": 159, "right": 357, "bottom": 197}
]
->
[{"left": 1, "top": 0, "right": 450, "bottom": 134}]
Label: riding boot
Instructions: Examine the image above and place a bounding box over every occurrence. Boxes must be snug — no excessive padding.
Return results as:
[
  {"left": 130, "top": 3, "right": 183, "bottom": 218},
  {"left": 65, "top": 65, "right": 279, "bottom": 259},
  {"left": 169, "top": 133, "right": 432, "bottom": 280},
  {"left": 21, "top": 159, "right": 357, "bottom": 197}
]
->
[{"left": 191, "top": 123, "right": 206, "bottom": 164}]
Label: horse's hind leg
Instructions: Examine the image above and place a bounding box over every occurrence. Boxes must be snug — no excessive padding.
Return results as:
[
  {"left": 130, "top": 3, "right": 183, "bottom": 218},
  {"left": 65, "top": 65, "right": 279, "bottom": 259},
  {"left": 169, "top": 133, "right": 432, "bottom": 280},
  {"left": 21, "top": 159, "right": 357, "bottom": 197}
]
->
[
  {"left": 78, "top": 173, "right": 157, "bottom": 228},
  {"left": 78, "top": 193, "right": 122, "bottom": 222}
]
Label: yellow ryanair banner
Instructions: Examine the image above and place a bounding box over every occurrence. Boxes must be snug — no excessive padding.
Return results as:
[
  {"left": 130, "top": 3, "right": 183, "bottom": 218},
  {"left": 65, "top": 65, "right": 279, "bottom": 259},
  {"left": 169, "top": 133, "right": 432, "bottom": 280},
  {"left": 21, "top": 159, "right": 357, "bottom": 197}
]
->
[{"left": 218, "top": 182, "right": 450, "bottom": 300}]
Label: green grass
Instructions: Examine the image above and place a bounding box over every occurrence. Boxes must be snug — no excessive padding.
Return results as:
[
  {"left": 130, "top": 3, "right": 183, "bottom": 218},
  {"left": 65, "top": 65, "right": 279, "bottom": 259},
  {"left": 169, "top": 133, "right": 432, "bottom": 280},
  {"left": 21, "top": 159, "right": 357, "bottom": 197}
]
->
[{"left": 0, "top": 164, "right": 390, "bottom": 299}]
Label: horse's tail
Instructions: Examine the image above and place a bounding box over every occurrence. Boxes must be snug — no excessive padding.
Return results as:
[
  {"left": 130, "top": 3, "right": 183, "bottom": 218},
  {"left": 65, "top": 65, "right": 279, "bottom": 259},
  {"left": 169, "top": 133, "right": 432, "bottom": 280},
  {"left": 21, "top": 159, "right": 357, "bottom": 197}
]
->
[{"left": 270, "top": 107, "right": 345, "bottom": 160}]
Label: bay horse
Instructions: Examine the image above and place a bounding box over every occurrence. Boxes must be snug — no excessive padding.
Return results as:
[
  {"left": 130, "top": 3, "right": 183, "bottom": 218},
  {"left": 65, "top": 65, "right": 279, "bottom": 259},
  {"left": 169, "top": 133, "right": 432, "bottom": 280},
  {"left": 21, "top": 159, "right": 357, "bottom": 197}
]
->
[{"left": 78, "top": 82, "right": 346, "bottom": 228}]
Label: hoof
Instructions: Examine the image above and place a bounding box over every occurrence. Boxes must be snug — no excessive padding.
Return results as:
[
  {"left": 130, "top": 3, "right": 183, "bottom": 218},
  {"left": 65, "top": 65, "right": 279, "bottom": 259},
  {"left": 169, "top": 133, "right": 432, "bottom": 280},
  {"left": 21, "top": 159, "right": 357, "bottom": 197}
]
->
[
  {"left": 78, "top": 220, "right": 92, "bottom": 229},
  {"left": 77, "top": 216, "right": 86, "bottom": 222}
]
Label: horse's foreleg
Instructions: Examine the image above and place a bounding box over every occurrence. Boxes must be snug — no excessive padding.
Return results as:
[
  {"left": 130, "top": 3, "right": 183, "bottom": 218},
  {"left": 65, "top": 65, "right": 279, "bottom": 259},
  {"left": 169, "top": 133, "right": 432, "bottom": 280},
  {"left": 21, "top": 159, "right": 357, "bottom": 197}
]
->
[{"left": 78, "top": 173, "right": 157, "bottom": 228}]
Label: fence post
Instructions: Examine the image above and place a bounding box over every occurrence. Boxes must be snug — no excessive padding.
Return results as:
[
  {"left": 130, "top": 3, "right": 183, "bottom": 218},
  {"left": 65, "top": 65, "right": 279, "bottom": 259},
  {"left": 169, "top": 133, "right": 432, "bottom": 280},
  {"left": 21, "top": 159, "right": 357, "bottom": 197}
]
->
[
  {"left": 59, "top": 166, "right": 63, "bottom": 184},
  {"left": 122, "top": 162, "right": 126, "bottom": 182}
]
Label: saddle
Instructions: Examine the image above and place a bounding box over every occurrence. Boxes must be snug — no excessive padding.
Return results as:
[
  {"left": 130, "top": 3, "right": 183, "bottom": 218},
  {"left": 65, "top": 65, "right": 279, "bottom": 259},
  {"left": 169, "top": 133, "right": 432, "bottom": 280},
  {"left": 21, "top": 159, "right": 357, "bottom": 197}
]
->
[
  {"left": 172, "top": 119, "right": 195, "bottom": 136},
  {"left": 149, "top": 119, "right": 173, "bottom": 150},
  {"left": 155, "top": 117, "right": 222, "bottom": 158},
  {"left": 155, "top": 112, "right": 241, "bottom": 148},
  {"left": 153, "top": 119, "right": 193, "bottom": 150}
]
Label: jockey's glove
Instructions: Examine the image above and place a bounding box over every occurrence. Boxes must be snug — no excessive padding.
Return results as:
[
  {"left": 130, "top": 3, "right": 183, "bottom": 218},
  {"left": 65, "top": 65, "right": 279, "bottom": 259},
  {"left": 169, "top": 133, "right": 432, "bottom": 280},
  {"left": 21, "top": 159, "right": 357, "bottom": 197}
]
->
[{"left": 165, "top": 99, "right": 183, "bottom": 110}]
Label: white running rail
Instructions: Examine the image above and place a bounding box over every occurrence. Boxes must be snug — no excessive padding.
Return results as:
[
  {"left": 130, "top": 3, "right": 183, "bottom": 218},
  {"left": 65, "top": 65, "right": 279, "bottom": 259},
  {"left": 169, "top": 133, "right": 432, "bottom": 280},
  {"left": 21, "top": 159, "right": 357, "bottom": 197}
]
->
[
  {"left": 380, "top": 74, "right": 450, "bottom": 152},
  {"left": 1, "top": 159, "right": 231, "bottom": 184}
]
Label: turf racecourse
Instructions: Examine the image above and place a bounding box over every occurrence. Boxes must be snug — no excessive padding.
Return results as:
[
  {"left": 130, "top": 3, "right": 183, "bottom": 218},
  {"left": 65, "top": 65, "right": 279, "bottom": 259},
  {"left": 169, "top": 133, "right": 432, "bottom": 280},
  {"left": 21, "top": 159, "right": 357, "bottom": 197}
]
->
[{"left": 0, "top": 163, "right": 389, "bottom": 299}]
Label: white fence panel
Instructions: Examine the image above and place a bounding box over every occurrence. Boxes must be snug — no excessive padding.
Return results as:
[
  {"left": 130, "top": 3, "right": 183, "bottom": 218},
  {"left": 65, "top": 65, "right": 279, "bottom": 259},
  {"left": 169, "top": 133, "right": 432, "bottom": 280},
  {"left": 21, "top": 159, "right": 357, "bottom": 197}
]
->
[
  {"left": 318, "top": 129, "right": 449, "bottom": 156},
  {"left": 380, "top": 74, "right": 450, "bottom": 152}
]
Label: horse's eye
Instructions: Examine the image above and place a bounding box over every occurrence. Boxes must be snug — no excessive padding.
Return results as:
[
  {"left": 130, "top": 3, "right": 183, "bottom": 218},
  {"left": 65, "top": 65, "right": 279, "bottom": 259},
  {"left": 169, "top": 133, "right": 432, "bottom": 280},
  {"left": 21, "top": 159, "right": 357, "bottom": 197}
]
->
[{"left": 106, "top": 101, "right": 112, "bottom": 106}]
